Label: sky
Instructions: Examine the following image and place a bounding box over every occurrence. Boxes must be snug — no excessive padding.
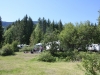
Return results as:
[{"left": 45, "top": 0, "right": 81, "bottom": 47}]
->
[{"left": 0, "top": 0, "right": 100, "bottom": 24}]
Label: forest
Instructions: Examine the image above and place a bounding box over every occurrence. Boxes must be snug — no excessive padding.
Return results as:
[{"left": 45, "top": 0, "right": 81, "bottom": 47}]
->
[{"left": 0, "top": 12, "right": 100, "bottom": 50}]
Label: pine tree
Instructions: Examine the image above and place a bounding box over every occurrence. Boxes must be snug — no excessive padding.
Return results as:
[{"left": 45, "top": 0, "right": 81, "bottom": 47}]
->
[
  {"left": 0, "top": 16, "right": 3, "bottom": 43},
  {"left": 42, "top": 17, "right": 47, "bottom": 34},
  {"left": 47, "top": 19, "right": 51, "bottom": 27},
  {"left": 50, "top": 20, "right": 55, "bottom": 32},
  {"left": 20, "top": 15, "right": 33, "bottom": 44},
  {"left": 58, "top": 20, "right": 63, "bottom": 31},
  {"left": 5, "top": 15, "right": 34, "bottom": 44},
  {"left": 97, "top": 10, "right": 100, "bottom": 26}
]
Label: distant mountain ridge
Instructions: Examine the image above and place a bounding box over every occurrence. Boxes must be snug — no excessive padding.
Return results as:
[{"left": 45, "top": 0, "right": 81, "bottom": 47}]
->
[
  {"left": 2, "top": 21, "right": 38, "bottom": 27},
  {"left": 2, "top": 21, "right": 12, "bottom": 27}
]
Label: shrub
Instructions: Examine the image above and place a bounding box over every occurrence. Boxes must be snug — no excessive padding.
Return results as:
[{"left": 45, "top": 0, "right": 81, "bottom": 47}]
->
[
  {"left": 82, "top": 53, "right": 100, "bottom": 75},
  {"left": 19, "top": 46, "right": 32, "bottom": 52},
  {"left": 38, "top": 51, "right": 56, "bottom": 62},
  {"left": 11, "top": 41, "right": 19, "bottom": 52},
  {"left": 1, "top": 44, "right": 14, "bottom": 56},
  {"left": 64, "top": 50, "right": 80, "bottom": 61}
]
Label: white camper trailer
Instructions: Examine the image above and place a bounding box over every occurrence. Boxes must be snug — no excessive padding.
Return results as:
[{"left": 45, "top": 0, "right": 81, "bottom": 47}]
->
[
  {"left": 45, "top": 41, "right": 60, "bottom": 50},
  {"left": 87, "top": 44, "right": 100, "bottom": 51}
]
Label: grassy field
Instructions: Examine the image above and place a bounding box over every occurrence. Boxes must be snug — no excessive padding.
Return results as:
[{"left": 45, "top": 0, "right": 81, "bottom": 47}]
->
[{"left": 0, "top": 52, "right": 85, "bottom": 75}]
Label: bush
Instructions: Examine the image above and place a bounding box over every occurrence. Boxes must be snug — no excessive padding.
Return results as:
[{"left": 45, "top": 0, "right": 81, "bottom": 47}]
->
[
  {"left": 11, "top": 41, "right": 19, "bottom": 52},
  {"left": 1, "top": 44, "right": 14, "bottom": 56},
  {"left": 65, "top": 50, "right": 95, "bottom": 62},
  {"left": 64, "top": 50, "right": 80, "bottom": 61},
  {"left": 19, "top": 46, "right": 32, "bottom": 52},
  {"left": 82, "top": 53, "right": 100, "bottom": 75},
  {"left": 38, "top": 51, "right": 56, "bottom": 62}
]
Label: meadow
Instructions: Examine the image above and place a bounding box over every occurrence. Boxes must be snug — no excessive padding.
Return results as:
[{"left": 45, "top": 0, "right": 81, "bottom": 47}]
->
[{"left": 0, "top": 52, "right": 85, "bottom": 75}]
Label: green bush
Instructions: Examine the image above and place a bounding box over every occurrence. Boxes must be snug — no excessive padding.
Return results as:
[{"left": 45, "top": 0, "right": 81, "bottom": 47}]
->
[
  {"left": 82, "top": 53, "right": 100, "bottom": 75},
  {"left": 1, "top": 44, "right": 14, "bottom": 56},
  {"left": 38, "top": 51, "right": 56, "bottom": 62},
  {"left": 64, "top": 50, "right": 80, "bottom": 61},
  {"left": 19, "top": 46, "right": 32, "bottom": 52},
  {"left": 11, "top": 41, "right": 19, "bottom": 52}
]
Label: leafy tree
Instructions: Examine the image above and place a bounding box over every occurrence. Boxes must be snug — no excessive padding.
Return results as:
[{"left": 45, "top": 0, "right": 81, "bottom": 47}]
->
[
  {"left": 75, "top": 21, "right": 97, "bottom": 49},
  {"left": 43, "top": 29, "right": 60, "bottom": 56},
  {"left": 11, "top": 41, "right": 19, "bottom": 52},
  {"left": 59, "top": 23, "right": 77, "bottom": 50},
  {"left": 4, "top": 26, "right": 14, "bottom": 44},
  {"left": 5, "top": 15, "right": 34, "bottom": 45},
  {"left": 30, "top": 23, "right": 42, "bottom": 45}
]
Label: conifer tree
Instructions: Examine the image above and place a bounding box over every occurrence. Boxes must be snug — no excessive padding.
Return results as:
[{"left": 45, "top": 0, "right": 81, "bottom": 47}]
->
[
  {"left": 98, "top": 10, "right": 100, "bottom": 26},
  {"left": 58, "top": 20, "right": 63, "bottom": 31},
  {"left": 0, "top": 16, "right": 3, "bottom": 43}
]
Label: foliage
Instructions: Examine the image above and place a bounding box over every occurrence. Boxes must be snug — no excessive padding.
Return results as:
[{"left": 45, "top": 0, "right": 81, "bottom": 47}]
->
[
  {"left": 82, "top": 53, "right": 100, "bottom": 75},
  {"left": 4, "top": 15, "right": 34, "bottom": 45},
  {"left": 4, "top": 25, "right": 15, "bottom": 44},
  {"left": 1, "top": 44, "right": 14, "bottom": 56},
  {"left": 43, "top": 29, "right": 60, "bottom": 56},
  {"left": 0, "top": 16, "right": 3, "bottom": 48},
  {"left": 58, "top": 20, "right": 63, "bottom": 31},
  {"left": 38, "top": 51, "right": 56, "bottom": 62},
  {"left": 59, "top": 23, "right": 76, "bottom": 50},
  {"left": 11, "top": 41, "right": 19, "bottom": 52},
  {"left": 30, "top": 23, "right": 43, "bottom": 45},
  {"left": 19, "top": 46, "right": 33, "bottom": 52},
  {"left": 1, "top": 11, "right": 100, "bottom": 58}
]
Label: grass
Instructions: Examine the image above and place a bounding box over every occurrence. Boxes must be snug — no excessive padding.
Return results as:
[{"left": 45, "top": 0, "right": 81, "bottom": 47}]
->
[{"left": 0, "top": 52, "right": 85, "bottom": 75}]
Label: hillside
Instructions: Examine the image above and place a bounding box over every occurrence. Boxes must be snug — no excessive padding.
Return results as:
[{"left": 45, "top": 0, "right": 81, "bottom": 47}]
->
[{"left": 2, "top": 21, "right": 38, "bottom": 27}]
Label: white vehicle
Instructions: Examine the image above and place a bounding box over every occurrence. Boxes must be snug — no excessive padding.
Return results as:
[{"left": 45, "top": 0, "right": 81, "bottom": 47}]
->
[
  {"left": 86, "top": 44, "right": 100, "bottom": 51},
  {"left": 17, "top": 44, "right": 29, "bottom": 48},
  {"left": 45, "top": 41, "right": 60, "bottom": 50},
  {"left": 33, "top": 43, "right": 43, "bottom": 52}
]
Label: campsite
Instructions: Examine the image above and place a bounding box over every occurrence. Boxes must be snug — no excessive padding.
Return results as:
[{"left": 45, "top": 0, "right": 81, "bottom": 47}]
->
[{"left": 0, "top": 0, "right": 100, "bottom": 75}]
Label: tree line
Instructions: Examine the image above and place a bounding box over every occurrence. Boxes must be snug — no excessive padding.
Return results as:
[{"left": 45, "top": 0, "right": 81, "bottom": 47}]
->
[
  {"left": 0, "top": 15, "right": 63, "bottom": 47},
  {"left": 0, "top": 11, "right": 100, "bottom": 51}
]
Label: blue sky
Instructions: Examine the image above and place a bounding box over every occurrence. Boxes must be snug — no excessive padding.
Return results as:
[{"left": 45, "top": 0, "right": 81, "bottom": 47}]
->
[{"left": 0, "top": 0, "right": 100, "bottom": 24}]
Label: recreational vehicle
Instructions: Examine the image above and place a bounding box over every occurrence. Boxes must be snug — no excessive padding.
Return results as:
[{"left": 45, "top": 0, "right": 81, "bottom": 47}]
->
[{"left": 86, "top": 44, "right": 100, "bottom": 51}]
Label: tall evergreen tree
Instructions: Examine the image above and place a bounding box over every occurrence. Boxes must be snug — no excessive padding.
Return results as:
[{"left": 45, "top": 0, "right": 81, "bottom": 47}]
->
[
  {"left": 20, "top": 15, "right": 33, "bottom": 44},
  {"left": 58, "top": 20, "right": 63, "bottom": 31},
  {"left": 4, "top": 15, "right": 34, "bottom": 44},
  {"left": 42, "top": 17, "right": 47, "bottom": 34},
  {"left": 50, "top": 20, "right": 55, "bottom": 32},
  {"left": 38, "top": 17, "right": 42, "bottom": 29},
  {"left": 0, "top": 16, "right": 3, "bottom": 43},
  {"left": 55, "top": 22, "right": 58, "bottom": 30},
  {"left": 38, "top": 17, "right": 42, "bottom": 24},
  {"left": 98, "top": 10, "right": 100, "bottom": 25},
  {"left": 47, "top": 19, "right": 51, "bottom": 27}
]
